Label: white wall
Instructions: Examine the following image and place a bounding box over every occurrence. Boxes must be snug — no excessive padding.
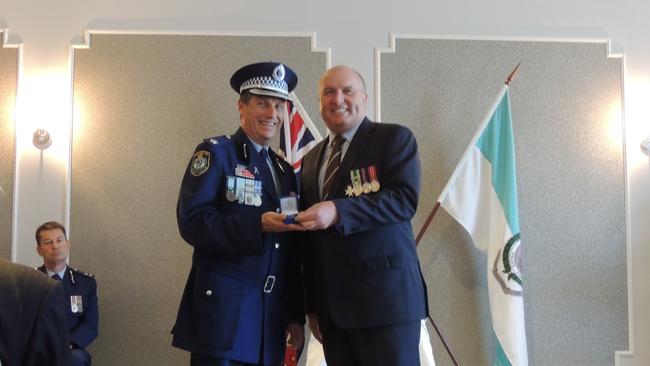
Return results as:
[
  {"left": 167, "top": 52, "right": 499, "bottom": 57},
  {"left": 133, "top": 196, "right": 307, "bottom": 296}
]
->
[{"left": 2, "top": 0, "right": 648, "bottom": 364}]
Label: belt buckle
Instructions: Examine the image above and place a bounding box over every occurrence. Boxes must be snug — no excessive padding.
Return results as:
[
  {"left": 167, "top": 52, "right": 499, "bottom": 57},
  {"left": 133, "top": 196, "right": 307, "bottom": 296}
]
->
[{"left": 264, "top": 275, "right": 276, "bottom": 293}]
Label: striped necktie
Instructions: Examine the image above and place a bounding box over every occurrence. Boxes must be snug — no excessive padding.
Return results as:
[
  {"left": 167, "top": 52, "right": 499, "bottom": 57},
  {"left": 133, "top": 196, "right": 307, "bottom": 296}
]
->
[{"left": 322, "top": 135, "right": 345, "bottom": 200}]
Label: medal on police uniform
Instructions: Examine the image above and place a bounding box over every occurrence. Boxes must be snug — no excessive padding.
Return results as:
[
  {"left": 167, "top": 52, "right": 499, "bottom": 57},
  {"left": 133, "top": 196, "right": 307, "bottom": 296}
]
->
[
  {"left": 229, "top": 176, "right": 263, "bottom": 206},
  {"left": 235, "top": 177, "right": 246, "bottom": 204},
  {"left": 226, "top": 176, "right": 237, "bottom": 202},
  {"left": 244, "top": 179, "right": 255, "bottom": 206},
  {"left": 369, "top": 165, "right": 381, "bottom": 192},
  {"left": 70, "top": 295, "right": 83, "bottom": 314},
  {"left": 253, "top": 180, "right": 262, "bottom": 207}
]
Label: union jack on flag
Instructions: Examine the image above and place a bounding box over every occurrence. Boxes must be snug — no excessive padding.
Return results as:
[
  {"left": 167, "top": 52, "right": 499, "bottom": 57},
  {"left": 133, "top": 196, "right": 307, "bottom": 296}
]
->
[{"left": 279, "top": 92, "right": 323, "bottom": 174}]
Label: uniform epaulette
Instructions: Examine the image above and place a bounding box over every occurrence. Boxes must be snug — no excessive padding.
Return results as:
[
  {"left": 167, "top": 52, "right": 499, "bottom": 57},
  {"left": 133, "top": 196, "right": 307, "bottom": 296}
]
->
[
  {"left": 71, "top": 267, "right": 95, "bottom": 278},
  {"left": 203, "top": 134, "right": 233, "bottom": 147}
]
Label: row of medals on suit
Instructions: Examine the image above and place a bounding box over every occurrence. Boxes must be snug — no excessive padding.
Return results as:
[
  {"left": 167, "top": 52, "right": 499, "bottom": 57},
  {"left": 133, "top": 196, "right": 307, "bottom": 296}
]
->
[{"left": 345, "top": 165, "right": 380, "bottom": 197}]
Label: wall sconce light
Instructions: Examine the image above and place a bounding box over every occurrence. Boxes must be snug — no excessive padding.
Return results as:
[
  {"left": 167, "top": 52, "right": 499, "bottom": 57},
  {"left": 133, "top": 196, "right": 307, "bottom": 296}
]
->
[
  {"left": 32, "top": 128, "right": 52, "bottom": 150},
  {"left": 641, "top": 136, "right": 650, "bottom": 157}
]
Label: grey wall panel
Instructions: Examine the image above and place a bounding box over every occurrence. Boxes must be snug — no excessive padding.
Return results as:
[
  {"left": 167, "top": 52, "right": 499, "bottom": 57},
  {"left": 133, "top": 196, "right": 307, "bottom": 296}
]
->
[
  {"left": 0, "top": 34, "right": 17, "bottom": 260},
  {"left": 72, "top": 33, "right": 326, "bottom": 365},
  {"left": 381, "top": 39, "right": 626, "bottom": 366}
]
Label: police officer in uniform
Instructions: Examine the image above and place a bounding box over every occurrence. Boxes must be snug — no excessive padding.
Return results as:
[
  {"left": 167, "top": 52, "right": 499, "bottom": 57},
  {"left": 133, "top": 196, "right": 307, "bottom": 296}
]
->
[
  {"left": 172, "top": 62, "right": 305, "bottom": 366},
  {"left": 35, "top": 221, "right": 99, "bottom": 366}
]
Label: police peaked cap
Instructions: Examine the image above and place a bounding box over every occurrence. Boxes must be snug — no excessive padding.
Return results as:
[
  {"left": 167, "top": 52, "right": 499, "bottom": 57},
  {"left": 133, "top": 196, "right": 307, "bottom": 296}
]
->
[{"left": 230, "top": 62, "right": 297, "bottom": 101}]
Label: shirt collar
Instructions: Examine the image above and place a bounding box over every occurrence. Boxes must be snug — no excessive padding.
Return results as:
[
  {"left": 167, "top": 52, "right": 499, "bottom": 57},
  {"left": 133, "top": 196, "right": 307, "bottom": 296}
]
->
[
  {"left": 328, "top": 119, "right": 363, "bottom": 145},
  {"left": 246, "top": 137, "right": 266, "bottom": 155},
  {"left": 46, "top": 267, "right": 67, "bottom": 279}
]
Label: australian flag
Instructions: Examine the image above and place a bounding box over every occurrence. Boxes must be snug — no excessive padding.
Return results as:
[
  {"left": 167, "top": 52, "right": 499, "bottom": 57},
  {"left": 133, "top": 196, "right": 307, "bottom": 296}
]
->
[{"left": 279, "top": 92, "right": 323, "bottom": 177}]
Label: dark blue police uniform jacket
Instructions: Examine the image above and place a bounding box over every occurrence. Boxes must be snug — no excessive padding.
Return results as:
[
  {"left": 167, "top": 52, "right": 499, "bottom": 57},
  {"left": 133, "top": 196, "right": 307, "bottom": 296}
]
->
[
  {"left": 172, "top": 128, "right": 304, "bottom": 365},
  {"left": 37, "top": 265, "right": 99, "bottom": 350},
  {"left": 301, "top": 119, "right": 429, "bottom": 331}
]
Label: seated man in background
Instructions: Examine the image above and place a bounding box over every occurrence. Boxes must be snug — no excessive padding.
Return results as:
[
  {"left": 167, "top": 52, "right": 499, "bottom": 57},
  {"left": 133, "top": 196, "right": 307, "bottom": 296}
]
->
[{"left": 35, "top": 221, "right": 99, "bottom": 366}]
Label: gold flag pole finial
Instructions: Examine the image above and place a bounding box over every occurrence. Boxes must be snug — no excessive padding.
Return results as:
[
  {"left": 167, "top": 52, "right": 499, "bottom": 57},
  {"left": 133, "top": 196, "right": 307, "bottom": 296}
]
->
[{"left": 505, "top": 61, "right": 521, "bottom": 86}]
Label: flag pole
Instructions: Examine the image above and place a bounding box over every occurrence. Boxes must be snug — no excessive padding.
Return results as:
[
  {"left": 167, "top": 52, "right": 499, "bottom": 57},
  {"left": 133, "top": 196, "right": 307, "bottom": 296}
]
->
[
  {"left": 505, "top": 61, "right": 521, "bottom": 86},
  {"left": 415, "top": 202, "right": 440, "bottom": 246},
  {"left": 415, "top": 202, "right": 461, "bottom": 366},
  {"left": 414, "top": 62, "right": 522, "bottom": 366},
  {"left": 426, "top": 315, "right": 460, "bottom": 366}
]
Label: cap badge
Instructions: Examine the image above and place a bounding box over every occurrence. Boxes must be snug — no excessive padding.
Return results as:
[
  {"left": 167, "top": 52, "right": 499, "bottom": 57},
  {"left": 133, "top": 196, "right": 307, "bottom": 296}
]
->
[{"left": 273, "top": 64, "right": 286, "bottom": 81}]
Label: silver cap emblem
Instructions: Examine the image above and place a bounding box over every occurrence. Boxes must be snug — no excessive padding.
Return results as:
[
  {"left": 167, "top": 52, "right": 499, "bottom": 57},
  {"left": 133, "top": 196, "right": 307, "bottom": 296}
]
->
[{"left": 272, "top": 64, "right": 285, "bottom": 81}]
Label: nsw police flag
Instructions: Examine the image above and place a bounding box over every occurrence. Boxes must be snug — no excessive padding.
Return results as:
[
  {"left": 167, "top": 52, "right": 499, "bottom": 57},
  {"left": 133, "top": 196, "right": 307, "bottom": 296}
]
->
[{"left": 438, "top": 86, "right": 528, "bottom": 366}]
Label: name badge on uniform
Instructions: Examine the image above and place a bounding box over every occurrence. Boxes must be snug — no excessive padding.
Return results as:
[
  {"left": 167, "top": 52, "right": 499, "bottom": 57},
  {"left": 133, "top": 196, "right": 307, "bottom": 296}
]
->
[
  {"left": 235, "top": 164, "right": 255, "bottom": 179},
  {"left": 70, "top": 295, "right": 83, "bottom": 314}
]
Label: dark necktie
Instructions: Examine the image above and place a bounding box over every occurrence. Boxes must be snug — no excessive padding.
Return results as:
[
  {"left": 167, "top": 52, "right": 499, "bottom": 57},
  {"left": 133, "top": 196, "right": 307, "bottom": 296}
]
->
[
  {"left": 260, "top": 147, "right": 268, "bottom": 161},
  {"left": 260, "top": 148, "right": 279, "bottom": 194},
  {"left": 51, "top": 273, "right": 62, "bottom": 281},
  {"left": 322, "top": 135, "right": 345, "bottom": 200}
]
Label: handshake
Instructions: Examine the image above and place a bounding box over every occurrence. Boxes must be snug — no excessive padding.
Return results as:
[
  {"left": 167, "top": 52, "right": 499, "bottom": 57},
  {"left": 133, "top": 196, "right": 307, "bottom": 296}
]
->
[{"left": 261, "top": 201, "right": 338, "bottom": 232}]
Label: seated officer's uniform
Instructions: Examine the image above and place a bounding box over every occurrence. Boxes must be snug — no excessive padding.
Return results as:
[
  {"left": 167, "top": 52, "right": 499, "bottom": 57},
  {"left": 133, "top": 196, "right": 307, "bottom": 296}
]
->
[
  {"left": 38, "top": 265, "right": 98, "bottom": 366},
  {"left": 172, "top": 62, "right": 304, "bottom": 366}
]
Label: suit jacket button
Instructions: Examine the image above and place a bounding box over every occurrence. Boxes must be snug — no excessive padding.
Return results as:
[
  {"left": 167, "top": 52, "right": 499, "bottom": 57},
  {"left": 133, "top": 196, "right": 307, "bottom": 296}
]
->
[
  {"left": 275, "top": 243, "right": 280, "bottom": 249},
  {"left": 205, "top": 290, "right": 212, "bottom": 296}
]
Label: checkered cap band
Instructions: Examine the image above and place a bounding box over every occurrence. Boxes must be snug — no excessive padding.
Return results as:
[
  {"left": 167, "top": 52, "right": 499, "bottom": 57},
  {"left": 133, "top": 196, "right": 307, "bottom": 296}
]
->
[{"left": 239, "top": 76, "right": 289, "bottom": 95}]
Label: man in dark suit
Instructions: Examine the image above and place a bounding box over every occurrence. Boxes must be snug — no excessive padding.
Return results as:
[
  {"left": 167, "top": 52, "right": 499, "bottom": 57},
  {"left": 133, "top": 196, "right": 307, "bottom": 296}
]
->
[
  {"left": 35, "top": 221, "right": 99, "bottom": 366},
  {"left": 172, "top": 61, "right": 305, "bottom": 366},
  {"left": 0, "top": 257, "right": 69, "bottom": 366},
  {"left": 296, "top": 65, "right": 429, "bottom": 366}
]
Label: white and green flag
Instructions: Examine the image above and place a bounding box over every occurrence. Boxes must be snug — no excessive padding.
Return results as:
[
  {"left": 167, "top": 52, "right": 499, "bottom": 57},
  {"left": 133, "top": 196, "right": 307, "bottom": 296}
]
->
[{"left": 438, "top": 85, "right": 528, "bottom": 366}]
